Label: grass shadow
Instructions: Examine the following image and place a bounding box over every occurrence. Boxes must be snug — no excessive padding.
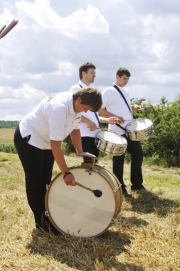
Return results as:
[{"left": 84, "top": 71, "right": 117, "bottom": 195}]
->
[
  {"left": 26, "top": 228, "right": 145, "bottom": 271},
  {"left": 127, "top": 189, "right": 179, "bottom": 216},
  {"left": 120, "top": 216, "right": 149, "bottom": 227}
]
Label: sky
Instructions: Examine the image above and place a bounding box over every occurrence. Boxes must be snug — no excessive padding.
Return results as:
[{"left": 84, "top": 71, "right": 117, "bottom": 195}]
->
[{"left": 0, "top": 0, "right": 180, "bottom": 120}]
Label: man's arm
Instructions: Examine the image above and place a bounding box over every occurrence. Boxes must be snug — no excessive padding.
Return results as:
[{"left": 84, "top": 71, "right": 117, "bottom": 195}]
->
[
  {"left": 99, "top": 108, "right": 124, "bottom": 123},
  {"left": 70, "top": 129, "right": 83, "bottom": 154},
  {"left": 99, "top": 116, "right": 121, "bottom": 124},
  {"left": 50, "top": 140, "right": 76, "bottom": 186},
  {"left": 70, "top": 129, "right": 96, "bottom": 156},
  {"left": 80, "top": 115, "right": 97, "bottom": 131}
]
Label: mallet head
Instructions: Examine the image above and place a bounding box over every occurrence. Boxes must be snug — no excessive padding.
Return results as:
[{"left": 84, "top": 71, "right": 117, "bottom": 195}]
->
[{"left": 93, "top": 189, "right": 102, "bottom": 197}]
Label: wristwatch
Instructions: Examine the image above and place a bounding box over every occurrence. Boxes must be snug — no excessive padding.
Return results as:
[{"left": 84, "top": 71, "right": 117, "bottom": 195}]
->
[{"left": 63, "top": 172, "right": 72, "bottom": 179}]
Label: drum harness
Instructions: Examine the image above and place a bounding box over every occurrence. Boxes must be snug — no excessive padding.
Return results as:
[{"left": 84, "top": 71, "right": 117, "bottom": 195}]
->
[
  {"left": 112, "top": 86, "right": 154, "bottom": 140},
  {"left": 113, "top": 84, "right": 133, "bottom": 133}
]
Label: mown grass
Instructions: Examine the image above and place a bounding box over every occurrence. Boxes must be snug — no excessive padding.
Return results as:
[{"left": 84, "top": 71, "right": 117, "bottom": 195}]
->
[
  {"left": 0, "top": 152, "right": 180, "bottom": 271},
  {"left": 0, "top": 128, "right": 15, "bottom": 144}
]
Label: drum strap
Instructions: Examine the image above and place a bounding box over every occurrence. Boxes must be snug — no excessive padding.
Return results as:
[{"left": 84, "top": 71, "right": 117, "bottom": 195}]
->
[
  {"left": 79, "top": 84, "right": 101, "bottom": 127},
  {"left": 116, "top": 123, "right": 126, "bottom": 131},
  {"left": 113, "top": 84, "right": 133, "bottom": 116},
  {"left": 113, "top": 84, "right": 133, "bottom": 132}
]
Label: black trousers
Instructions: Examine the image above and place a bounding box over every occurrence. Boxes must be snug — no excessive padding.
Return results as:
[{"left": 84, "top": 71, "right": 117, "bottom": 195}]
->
[
  {"left": 14, "top": 126, "right": 54, "bottom": 227},
  {"left": 113, "top": 136, "right": 143, "bottom": 189},
  {"left": 81, "top": 136, "right": 99, "bottom": 157}
]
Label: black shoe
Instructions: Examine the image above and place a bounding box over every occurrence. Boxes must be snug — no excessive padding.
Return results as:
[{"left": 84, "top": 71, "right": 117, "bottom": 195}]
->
[
  {"left": 121, "top": 187, "right": 132, "bottom": 197},
  {"left": 131, "top": 185, "right": 151, "bottom": 191},
  {"left": 40, "top": 211, "right": 60, "bottom": 235}
]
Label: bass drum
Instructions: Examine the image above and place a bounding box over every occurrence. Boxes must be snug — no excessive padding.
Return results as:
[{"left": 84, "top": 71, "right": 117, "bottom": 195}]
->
[{"left": 45, "top": 164, "right": 122, "bottom": 238}]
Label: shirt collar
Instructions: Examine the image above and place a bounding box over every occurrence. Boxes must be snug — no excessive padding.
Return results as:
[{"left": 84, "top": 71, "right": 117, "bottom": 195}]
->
[
  {"left": 114, "top": 83, "right": 125, "bottom": 91},
  {"left": 78, "top": 80, "right": 88, "bottom": 88}
]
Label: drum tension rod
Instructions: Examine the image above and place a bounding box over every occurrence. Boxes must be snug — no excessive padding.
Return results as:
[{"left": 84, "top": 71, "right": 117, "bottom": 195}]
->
[
  {"left": 46, "top": 184, "right": 50, "bottom": 190},
  {"left": 92, "top": 158, "right": 96, "bottom": 170},
  {"left": 45, "top": 210, "right": 49, "bottom": 217},
  {"left": 113, "top": 184, "right": 122, "bottom": 195},
  {"left": 85, "top": 158, "right": 96, "bottom": 174}
]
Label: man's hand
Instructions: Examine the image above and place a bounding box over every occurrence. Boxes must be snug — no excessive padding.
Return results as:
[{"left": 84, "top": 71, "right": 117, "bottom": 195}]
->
[
  {"left": 132, "top": 104, "right": 143, "bottom": 112},
  {"left": 99, "top": 108, "right": 125, "bottom": 123},
  {"left": 63, "top": 173, "right": 76, "bottom": 186},
  {"left": 108, "top": 117, "right": 124, "bottom": 124},
  {"left": 81, "top": 115, "right": 98, "bottom": 131},
  {"left": 87, "top": 119, "right": 98, "bottom": 131}
]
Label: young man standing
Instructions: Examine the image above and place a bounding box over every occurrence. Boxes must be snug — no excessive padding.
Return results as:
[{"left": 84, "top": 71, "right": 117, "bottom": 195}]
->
[
  {"left": 99, "top": 67, "right": 145, "bottom": 197},
  {"left": 69, "top": 62, "right": 120, "bottom": 157}
]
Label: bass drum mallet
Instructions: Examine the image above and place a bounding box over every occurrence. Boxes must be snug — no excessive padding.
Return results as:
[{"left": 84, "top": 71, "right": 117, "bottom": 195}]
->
[{"left": 76, "top": 182, "right": 102, "bottom": 198}]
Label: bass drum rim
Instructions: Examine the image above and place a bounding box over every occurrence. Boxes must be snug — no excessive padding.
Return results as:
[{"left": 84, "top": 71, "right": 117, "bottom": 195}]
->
[{"left": 45, "top": 164, "right": 123, "bottom": 238}]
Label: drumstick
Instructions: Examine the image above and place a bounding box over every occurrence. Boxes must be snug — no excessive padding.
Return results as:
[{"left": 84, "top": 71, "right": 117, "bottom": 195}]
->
[
  {"left": 76, "top": 182, "right": 102, "bottom": 198},
  {"left": 87, "top": 127, "right": 101, "bottom": 130}
]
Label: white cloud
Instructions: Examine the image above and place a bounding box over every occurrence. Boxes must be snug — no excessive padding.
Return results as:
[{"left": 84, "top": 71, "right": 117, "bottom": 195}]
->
[
  {"left": 0, "top": 0, "right": 180, "bottom": 120},
  {"left": 0, "top": 7, "right": 14, "bottom": 24},
  {"left": 0, "top": 84, "right": 47, "bottom": 120},
  {"left": 15, "top": 0, "right": 109, "bottom": 38},
  {"left": 152, "top": 43, "right": 165, "bottom": 59}
]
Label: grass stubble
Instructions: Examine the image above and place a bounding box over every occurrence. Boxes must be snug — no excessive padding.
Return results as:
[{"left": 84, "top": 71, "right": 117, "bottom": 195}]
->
[{"left": 0, "top": 152, "right": 179, "bottom": 271}]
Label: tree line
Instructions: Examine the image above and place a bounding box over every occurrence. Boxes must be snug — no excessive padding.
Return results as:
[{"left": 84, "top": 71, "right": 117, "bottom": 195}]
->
[
  {"left": 0, "top": 94, "right": 179, "bottom": 167},
  {"left": 0, "top": 120, "right": 19, "bottom": 128}
]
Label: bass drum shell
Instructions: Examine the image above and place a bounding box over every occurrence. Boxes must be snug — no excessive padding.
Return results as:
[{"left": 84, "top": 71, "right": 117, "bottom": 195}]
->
[{"left": 45, "top": 164, "right": 122, "bottom": 238}]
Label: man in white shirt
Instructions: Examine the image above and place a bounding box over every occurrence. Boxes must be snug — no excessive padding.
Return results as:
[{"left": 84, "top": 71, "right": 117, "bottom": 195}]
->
[
  {"left": 99, "top": 67, "right": 145, "bottom": 197},
  {"left": 69, "top": 62, "right": 120, "bottom": 157},
  {"left": 14, "top": 87, "right": 102, "bottom": 231}
]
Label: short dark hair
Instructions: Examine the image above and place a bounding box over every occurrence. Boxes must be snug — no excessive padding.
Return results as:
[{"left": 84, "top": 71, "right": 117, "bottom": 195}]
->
[
  {"left": 73, "top": 87, "right": 102, "bottom": 112},
  {"left": 79, "top": 62, "right": 96, "bottom": 79},
  {"left": 116, "top": 67, "right": 131, "bottom": 77}
]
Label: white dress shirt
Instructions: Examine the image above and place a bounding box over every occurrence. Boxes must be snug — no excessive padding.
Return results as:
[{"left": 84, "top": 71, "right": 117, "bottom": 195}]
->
[
  {"left": 19, "top": 92, "right": 81, "bottom": 149},
  {"left": 69, "top": 80, "right": 99, "bottom": 138},
  {"left": 102, "top": 84, "right": 133, "bottom": 135}
]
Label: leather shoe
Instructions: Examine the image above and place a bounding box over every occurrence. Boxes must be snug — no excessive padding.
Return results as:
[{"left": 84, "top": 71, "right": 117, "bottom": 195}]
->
[
  {"left": 122, "top": 187, "right": 132, "bottom": 197},
  {"left": 131, "top": 186, "right": 151, "bottom": 191},
  {"left": 40, "top": 211, "right": 60, "bottom": 235}
]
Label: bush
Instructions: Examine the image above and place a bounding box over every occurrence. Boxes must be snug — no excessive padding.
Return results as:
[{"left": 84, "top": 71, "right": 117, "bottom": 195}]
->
[
  {"left": 62, "top": 136, "right": 75, "bottom": 155},
  {"left": 0, "top": 144, "right": 17, "bottom": 154}
]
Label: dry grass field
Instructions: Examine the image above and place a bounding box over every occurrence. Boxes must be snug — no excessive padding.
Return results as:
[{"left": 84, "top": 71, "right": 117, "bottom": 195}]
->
[
  {"left": 0, "top": 128, "right": 15, "bottom": 144},
  {"left": 0, "top": 150, "right": 180, "bottom": 271}
]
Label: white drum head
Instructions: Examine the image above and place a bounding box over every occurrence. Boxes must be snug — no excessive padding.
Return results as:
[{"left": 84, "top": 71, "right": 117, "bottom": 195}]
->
[
  {"left": 97, "top": 131, "right": 127, "bottom": 145},
  {"left": 46, "top": 167, "right": 116, "bottom": 238},
  {"left": 126, "top": 119, "right": 153, "bottom": 131}
]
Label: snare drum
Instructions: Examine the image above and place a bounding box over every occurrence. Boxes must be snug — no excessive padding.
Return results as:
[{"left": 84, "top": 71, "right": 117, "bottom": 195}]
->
[
  {"left": 95, "top": 130, "right": 127, "bottom": 156},
  {"left": 125, "top": 118, "right": 154, "bottom": 141},
  {"left": 45, "top": 164, "right": 122, "bottom": 238}
]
